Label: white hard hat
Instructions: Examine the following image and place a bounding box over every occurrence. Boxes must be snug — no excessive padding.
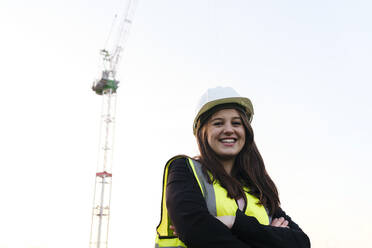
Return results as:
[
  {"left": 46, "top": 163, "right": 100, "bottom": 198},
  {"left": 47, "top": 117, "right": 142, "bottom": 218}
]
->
[{"left": 193, "top": 86, "right": 254, "bottom": 135}]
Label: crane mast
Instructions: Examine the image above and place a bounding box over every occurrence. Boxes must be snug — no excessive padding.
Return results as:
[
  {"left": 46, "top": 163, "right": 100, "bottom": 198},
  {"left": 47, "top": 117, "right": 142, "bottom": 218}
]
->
[{"left": 89, "top": 1, "right": 137, "bottom": 248}]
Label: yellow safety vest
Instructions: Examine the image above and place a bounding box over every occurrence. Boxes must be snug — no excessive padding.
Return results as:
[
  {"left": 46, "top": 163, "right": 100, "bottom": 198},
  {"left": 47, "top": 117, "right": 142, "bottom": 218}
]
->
[{"left": 155, "top": 156, "right": 270, "bottom": 248}]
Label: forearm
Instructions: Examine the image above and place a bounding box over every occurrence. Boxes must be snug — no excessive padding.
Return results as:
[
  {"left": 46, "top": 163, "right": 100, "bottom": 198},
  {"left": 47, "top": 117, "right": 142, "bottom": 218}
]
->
[
  {"left": 232, "top": 210, "right": 310, "bottom": 248},
  {"left": 181, "top": 213, "right": 251, "bottom": 248}
]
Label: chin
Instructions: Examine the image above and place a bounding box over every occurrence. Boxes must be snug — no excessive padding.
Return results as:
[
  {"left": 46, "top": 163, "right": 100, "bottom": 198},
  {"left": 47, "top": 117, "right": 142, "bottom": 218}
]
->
[{"left": 216, "top": 153, "right": 239, "bottom": 160}]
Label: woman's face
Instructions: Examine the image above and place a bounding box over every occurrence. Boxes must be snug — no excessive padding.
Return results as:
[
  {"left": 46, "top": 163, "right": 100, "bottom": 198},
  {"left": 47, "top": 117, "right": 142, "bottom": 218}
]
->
[{"left": 205, "top": 108, "right": 246, "bottom": 160}]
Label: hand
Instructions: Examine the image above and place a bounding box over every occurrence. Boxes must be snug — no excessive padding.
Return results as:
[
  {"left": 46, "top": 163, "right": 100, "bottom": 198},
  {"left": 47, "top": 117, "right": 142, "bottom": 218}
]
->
[
  {"left": 170, "top": 225, "right": 178, "bottom": 236},
  {"left": 216, "top": 215, "right": 236, "bottom": 229},
  {"left": 271, "top": 217, "right": 290, "bottom": 228}
]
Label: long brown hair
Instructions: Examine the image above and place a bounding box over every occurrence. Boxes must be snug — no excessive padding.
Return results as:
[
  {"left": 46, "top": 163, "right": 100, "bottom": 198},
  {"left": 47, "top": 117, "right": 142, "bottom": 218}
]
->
[{"left": 195, "top": 103, "right": 280, "bottom": 215}]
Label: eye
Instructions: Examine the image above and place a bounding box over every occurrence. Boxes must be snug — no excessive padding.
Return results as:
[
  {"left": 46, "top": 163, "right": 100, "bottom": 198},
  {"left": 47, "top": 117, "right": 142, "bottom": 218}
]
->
[
  {"left": 212, "top": 121, "right": 223, "bottom": 126},
  {"left": 232, "top": 121, "right": 242, "bottom": 126}
]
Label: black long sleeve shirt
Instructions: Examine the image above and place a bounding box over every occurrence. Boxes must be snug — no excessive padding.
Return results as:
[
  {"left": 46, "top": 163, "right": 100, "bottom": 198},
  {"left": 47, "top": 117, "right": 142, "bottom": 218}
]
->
[{"left": 166, "top": 157, "right": 310, "bottom": 248}]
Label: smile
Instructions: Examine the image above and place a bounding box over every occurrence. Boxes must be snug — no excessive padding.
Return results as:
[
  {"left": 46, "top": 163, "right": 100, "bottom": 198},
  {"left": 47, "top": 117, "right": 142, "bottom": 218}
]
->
[{"left": 219, "top": 138, "right": 237, "bottom": 144}]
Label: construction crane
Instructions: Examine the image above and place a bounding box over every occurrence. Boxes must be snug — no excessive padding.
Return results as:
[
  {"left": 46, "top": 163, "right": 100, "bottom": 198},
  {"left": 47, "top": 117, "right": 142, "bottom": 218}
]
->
[{"left": 89, "top": 1, "right": 138, "bottom": 248}]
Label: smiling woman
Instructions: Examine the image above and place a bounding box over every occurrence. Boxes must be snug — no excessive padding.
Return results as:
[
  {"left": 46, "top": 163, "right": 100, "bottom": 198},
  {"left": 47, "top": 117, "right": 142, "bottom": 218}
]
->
[{"left": 155, "top": 86, "right": 311, "bottom": 248}]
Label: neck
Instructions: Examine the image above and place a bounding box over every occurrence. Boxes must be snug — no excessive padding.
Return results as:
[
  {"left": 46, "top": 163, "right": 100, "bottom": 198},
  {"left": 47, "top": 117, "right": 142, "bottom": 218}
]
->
[{"left": 219, "top": 158, "right": 235, "bottom": 175}]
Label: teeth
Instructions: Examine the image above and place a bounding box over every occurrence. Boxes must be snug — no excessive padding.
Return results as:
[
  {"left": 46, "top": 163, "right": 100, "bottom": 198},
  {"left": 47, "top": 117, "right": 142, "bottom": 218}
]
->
[{"left": 221, "top": 139, "right": 235, "bottom": 143}]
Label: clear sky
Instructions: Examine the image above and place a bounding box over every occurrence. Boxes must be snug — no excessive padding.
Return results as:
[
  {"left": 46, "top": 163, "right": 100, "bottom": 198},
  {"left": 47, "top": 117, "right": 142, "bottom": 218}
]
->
[{"left": 1, "top": 0, "right": 371, "bottom": 247}]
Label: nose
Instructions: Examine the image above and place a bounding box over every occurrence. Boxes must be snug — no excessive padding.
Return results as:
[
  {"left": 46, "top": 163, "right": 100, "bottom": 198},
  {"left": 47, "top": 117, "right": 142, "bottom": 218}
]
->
[{"left": 223, "top": 123, "right": 234, "bottom": 135}]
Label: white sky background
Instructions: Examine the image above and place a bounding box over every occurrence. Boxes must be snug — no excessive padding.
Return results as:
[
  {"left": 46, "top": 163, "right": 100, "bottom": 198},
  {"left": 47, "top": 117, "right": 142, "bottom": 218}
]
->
[{"left": 0, "top": 0, "right": 371, "bottom": 247}]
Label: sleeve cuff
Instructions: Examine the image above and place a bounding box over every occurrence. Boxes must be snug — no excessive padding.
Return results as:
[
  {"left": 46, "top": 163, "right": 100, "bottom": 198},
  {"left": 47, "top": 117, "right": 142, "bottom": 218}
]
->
[{"left": 231, "top": 209, "right": 259, "bottom": 236}]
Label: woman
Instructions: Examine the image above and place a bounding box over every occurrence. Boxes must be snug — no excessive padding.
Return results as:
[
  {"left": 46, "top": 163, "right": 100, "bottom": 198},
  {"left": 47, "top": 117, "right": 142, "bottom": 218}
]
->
[{"left": 155, "top": 87, "right": 310, "bottom": 248}]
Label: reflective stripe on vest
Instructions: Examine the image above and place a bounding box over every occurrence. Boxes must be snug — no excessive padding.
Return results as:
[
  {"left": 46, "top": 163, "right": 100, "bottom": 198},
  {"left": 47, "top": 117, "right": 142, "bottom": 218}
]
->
[
  {"left": 189, "top": 158, "right": 217, "bottom": 216},
  {"left": 155, "top": 156, "right": 270, "bottom": 248}
]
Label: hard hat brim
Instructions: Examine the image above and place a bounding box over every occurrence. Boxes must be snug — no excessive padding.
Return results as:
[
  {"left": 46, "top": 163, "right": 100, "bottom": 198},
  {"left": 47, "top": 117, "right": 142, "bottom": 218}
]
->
[{"left": 193, "top": 97, "right": 254, "bottom": 135}]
